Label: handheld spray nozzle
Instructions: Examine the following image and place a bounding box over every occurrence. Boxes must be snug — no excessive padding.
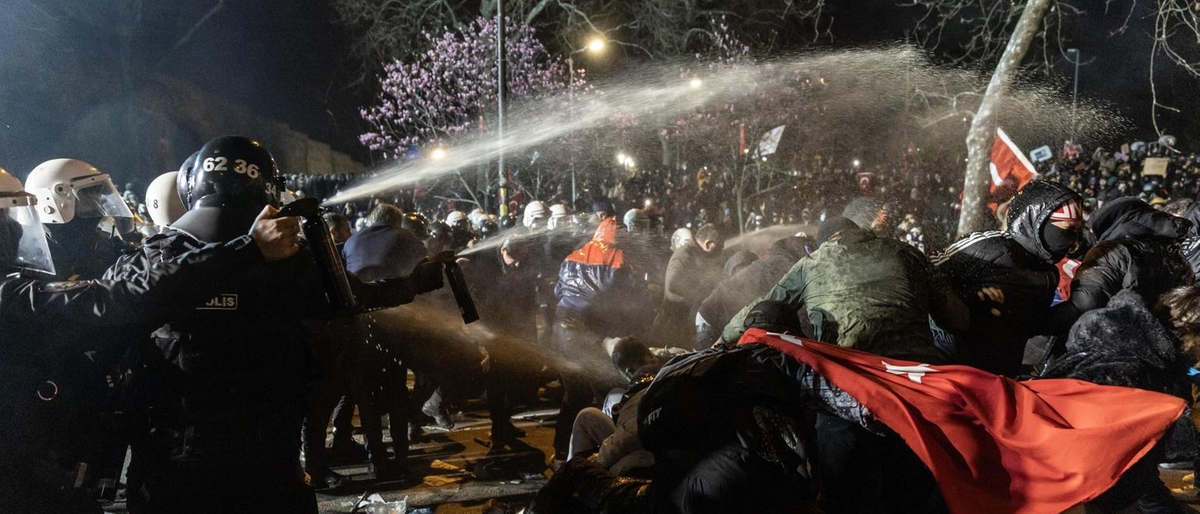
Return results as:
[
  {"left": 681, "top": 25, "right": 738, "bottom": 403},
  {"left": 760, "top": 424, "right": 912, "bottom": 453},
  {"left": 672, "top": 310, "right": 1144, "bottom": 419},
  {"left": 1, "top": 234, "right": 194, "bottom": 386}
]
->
[
  {"left": 278, "top": 198, "right": 357, "bottom": 313},
  {"left": 443, "top": 256, "right": 479, "bottom": 325}
]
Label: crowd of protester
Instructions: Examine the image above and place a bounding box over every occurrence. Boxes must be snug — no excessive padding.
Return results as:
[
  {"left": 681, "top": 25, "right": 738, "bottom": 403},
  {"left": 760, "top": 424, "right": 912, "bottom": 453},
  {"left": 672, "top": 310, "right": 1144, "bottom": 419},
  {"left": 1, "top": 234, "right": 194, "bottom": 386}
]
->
[{"left": 5, "top": 132, "right": 1200, "bottom": 514}]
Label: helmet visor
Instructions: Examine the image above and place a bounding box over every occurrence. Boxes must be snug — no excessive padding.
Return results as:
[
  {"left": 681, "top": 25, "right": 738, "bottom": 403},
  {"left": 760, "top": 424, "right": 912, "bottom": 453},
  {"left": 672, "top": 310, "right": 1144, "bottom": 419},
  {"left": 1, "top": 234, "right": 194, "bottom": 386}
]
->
[
  {"left": 72, "top": 174, "right": 133, "bottom": 219},
  {"left": 2, "top": 198, "right": 56, "bottom": 275}
]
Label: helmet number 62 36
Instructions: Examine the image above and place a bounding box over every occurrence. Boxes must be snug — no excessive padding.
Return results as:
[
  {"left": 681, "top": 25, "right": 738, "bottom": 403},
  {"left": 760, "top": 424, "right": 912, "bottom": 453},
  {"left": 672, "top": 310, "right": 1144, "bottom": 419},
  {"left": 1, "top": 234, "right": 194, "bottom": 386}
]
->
[{"left": 201, "top": 157, "right": 258, "bottom": 178}]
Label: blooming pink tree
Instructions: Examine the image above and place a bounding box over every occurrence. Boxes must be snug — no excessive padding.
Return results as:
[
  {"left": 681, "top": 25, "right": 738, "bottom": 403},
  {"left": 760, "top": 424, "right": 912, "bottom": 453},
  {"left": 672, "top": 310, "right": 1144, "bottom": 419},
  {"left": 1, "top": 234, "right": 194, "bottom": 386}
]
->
[
  {"left": 360, "top": 17, "right": 570, "bottom": 154},
  {"left": 358, "top": 17, "right": 578, "bottom": 208}
]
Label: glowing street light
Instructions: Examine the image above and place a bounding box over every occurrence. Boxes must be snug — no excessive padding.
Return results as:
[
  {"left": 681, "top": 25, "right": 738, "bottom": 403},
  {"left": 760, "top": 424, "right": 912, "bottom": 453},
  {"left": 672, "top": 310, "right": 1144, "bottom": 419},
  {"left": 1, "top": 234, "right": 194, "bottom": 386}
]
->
[
  {"left": 430, "top": 147, "right": 448, "bottom": 161},
  {"left": 617, "top": 153, "right": 628, "bottom": 164},
  {"left": 568, "top": 37, "right": 608, "bottom": 207},
  {"left": 689, "top": 77, "right": 703, "bottom": 89},
  {"left": 852, "top": 159, "right": 861, "bottom": 168}
]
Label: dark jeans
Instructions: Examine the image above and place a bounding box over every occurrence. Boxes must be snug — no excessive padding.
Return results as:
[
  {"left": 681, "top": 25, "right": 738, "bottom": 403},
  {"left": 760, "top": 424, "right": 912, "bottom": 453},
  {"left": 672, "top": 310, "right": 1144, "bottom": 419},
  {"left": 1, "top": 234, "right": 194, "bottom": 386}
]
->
[
  {"left": 814, "top": 412, "right": 945, "bottom": 514},
  {"left": 301, "top": 379, "right": 343, "bottom": 476},
  {"left": 358, "top": 365, "right": 410, "bottom": 467},
  {"left": 1085, "top": 454, "right": 1183, "bottom": 514}
]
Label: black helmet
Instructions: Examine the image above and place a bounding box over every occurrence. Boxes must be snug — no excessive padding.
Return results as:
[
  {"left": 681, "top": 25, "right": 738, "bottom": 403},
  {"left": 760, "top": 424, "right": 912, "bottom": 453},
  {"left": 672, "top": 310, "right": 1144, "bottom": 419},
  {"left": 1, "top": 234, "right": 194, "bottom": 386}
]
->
[
  {"left": 178, "top": 150, "right": 200, "bottom": 176},
  {"left": 401, "top": 211, "right": 430, "bottom": 240},
  {"left": 499, "top": 212, "right": 519, "bottom": 230},
  {"left": 479, "top": 219, "right": 500, "bottom": 240},
  {"left": 449, "top": 219, "right": 473, "bottom": 249},
  {"left": 177, "top": 136, "right": 280, "bottom": 211},
  {"left": 428, "top": 220, "right": 452, "bottom": 244}
]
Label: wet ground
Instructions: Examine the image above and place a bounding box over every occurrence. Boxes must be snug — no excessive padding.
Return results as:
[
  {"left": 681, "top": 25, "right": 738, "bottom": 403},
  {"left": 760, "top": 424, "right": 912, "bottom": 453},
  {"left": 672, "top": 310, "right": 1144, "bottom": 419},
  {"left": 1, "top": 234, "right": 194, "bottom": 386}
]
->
[
  {"left": 312, "top": 403, "right": 556, "bottom": 514},
  {"left": 100, "top": 394, "right": 1200, "bottom": 513}
]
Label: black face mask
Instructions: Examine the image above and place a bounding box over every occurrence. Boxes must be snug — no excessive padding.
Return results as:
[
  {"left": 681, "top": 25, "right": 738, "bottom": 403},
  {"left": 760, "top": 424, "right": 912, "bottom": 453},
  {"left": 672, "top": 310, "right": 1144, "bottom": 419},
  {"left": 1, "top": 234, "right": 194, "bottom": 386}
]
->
[{"left": 1042, "top": 223, "right": 1081, "bottom": 260}]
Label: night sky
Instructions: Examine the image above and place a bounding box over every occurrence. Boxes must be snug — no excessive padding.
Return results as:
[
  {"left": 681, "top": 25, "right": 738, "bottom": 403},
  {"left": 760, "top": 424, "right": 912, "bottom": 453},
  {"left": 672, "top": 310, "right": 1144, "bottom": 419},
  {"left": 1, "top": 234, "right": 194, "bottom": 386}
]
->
[{"left": 4, "top": 0, "right": 1198, "bottom": 171}]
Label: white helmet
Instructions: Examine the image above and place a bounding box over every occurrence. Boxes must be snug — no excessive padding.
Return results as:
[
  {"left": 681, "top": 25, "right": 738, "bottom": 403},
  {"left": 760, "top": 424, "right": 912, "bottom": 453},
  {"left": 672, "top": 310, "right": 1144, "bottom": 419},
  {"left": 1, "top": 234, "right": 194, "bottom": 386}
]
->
[
  {"left": 445, "top": 210, "right": 468, "bottom": 227},
  {"left": 523, "top": 201, "right": 548, "bottom": 228},
  {"left": 145, "top": 171, "right": 187, "bottom": 227},
  {"left": 547, "top": 203, "right": 570, "bottom": 229},
  {"left": 25, "top": 158, "right": 133, "bottom": 224},
  {"left": 467, "top": 207, "right": 486, "bottom": 228},
  {"left": 670, "top": 227, "right": 695, "bottom": 251},
  {"left": 623, "top": 208, "right": 650, "bottom": 233},
  {"left": 0, "top": 167, "right": 55, "bottom": 275}
]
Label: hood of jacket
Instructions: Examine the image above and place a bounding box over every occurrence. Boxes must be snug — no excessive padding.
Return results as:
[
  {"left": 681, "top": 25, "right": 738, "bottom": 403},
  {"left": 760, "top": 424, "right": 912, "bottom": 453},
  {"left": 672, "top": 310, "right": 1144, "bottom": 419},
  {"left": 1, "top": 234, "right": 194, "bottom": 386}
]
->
[
  {"left": 1090, "top": 197, "right": 1191, "bottom": 242},
  {"left": 1183, "top": 201, "right": 1200, "bottom": 239},
  {"left": 1006, "top": 181, "right": 1082, "bottom": 262}
]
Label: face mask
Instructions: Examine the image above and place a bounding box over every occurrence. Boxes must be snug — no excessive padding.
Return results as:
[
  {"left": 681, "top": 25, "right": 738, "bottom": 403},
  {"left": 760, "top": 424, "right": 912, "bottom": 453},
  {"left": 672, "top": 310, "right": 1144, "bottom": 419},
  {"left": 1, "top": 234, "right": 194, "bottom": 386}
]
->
[{"left": 1042, "top": 223, "right": 1081, "bottom": 260}]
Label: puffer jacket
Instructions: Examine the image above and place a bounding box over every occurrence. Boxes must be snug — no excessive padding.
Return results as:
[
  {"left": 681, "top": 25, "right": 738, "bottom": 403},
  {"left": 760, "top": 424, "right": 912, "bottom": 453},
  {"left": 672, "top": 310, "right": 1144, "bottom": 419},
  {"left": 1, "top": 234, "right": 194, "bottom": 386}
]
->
[
  {"left": 932, "top": 181, "right": 1079, "bottom": 376},
  {"left": 1048, "top": 197, "right": 1194, "bottom": 334},
  {"left": 554, "top": 219, "right": 644, "bottom": 329},
  {"left": 1181, "top": 202, "right": 1200, "bottom": 280},
  {"left": 722, "top": 228, "right": 967, "bottom": 363}
]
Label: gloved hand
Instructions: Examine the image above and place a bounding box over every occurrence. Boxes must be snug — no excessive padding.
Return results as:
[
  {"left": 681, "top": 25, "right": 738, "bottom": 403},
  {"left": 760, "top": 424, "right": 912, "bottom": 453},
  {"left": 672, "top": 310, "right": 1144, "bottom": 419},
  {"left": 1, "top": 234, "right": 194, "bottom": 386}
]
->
[{"left": 410, "top": 258, "right": 447, "bottom": 294}]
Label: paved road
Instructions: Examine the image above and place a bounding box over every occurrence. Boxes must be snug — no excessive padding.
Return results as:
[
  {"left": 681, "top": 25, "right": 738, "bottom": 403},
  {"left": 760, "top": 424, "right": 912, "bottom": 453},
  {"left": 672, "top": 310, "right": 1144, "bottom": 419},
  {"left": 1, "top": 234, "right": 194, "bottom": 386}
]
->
[
  {"left": 101, "top": 398, "right": 1200, "bottom": 513},
  {"left": 312, "top": 405, "right": 557, "bottom": 514}
]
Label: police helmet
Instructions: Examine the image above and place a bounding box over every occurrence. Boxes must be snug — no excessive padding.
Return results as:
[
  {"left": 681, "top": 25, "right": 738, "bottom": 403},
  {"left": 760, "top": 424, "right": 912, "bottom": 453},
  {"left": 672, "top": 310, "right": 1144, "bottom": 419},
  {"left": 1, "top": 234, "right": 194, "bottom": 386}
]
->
[
  {"left": 177, "top": 136, "right": 280, "bottom": 211},
  {"left": 0, "top": 167, "right": 55, "bottom": 274},
  {"left": 401, "top": 211, "right": 430, "bottom": 240},
  {"left": 145, "top": 171, "right": 187, "bottom": 227},
  {"left": 25, "top": 158, "right": 133, "bottom": 224}
]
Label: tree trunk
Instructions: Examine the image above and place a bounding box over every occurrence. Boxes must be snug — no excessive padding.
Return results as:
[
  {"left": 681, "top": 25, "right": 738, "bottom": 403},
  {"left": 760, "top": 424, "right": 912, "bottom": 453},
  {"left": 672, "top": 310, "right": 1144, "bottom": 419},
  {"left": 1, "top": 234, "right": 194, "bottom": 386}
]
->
[{"left": 958, "top": 0, "right": 1053, "bottom": 237}]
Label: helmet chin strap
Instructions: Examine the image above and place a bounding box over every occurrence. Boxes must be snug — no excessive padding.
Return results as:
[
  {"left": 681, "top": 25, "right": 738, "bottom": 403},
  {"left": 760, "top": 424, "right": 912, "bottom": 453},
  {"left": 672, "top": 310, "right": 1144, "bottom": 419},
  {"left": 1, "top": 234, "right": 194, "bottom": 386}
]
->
[{"left": 170, "top": 194, "right": 262, "bottom": 243}]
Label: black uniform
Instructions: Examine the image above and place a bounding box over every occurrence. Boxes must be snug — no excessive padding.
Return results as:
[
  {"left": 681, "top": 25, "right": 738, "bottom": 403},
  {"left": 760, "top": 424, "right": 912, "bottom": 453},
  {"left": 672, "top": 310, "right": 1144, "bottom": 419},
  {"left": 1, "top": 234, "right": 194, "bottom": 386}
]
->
[
  {"left": 109, "top": 229, "right": 426, "bottom": 514},
  {"left": 0, "top": 235, "right": 265, "bottom": 514}
]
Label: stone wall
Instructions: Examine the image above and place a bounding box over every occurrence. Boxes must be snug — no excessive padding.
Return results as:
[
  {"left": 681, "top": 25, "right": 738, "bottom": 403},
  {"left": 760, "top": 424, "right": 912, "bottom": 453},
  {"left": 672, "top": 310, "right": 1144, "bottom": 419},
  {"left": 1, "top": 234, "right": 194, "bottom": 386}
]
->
[{"left": 144, "top": 75, "right": 363, "bottom": 176}]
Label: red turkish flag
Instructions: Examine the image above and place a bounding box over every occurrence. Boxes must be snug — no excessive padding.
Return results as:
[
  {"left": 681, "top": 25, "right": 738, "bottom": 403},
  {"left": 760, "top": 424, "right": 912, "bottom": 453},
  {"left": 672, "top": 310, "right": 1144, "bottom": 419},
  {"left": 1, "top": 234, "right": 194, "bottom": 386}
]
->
[
  {"left": 856, "top": 172, "right": 874, "bottom": 195},
  {"left": 737, "top": 329, "right": 1185, "bottom": 514},
  {"left": 991, "top": 127, "right": 1038, "bottom": 193}
]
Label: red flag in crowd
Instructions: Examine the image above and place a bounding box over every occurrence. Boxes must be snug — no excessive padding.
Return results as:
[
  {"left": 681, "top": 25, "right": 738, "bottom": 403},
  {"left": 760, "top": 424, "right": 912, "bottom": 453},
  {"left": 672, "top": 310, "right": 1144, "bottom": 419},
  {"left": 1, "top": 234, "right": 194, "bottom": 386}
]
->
[
  {"left": 990, "top": 127, "right": 1038, "bottom": 193},
  {"left": 737, "top": 329, "right": 1185, "bottom": 514},
  {"left": 856, "top": 171, "right": 874, "bottom": 195}
]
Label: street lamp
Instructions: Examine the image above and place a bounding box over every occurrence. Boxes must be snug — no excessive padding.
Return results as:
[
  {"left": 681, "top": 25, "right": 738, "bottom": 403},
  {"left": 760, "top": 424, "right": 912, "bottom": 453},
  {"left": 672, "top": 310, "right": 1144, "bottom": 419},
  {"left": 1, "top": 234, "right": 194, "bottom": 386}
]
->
[
  {"left": 568, "top": 37, "right": 605, "bottom": 208},
  {"left": 1066, "top": 48, "right": 1080, "bottom": 143}
]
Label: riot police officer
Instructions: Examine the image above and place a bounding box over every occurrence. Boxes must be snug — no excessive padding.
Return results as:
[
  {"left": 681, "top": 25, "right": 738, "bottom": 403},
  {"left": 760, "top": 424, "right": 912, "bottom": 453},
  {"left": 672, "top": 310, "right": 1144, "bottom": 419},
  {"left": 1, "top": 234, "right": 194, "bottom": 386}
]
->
[
  {"left": 24, "top": 158, "right": 135, "bottom": 281},
  {"left": 109, "top": 136, "right": 448, "bottom": 514},
  {"left": 0, "top": 166, "right": 303, "bottom": 514}
]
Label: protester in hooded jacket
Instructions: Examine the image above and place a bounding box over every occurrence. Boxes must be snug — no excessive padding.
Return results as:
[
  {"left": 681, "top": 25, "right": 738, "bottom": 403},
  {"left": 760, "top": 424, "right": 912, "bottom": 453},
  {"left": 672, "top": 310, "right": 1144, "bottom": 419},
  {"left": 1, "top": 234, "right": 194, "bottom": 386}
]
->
[
  {"left": 720, "top": 214, "right": 970, "bottom": 514},
  {"left": 1046, "top": 197, "right": 1195, "bottom": 336},
  {"left": 721, "top": 217, "right": 969, "bottom": 363},
  {"left": 933, "top": 181, "right": 1084, "bottom": 377},
  {"left": 696, "top": 235, "right": 814, "bottom": 349}
]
